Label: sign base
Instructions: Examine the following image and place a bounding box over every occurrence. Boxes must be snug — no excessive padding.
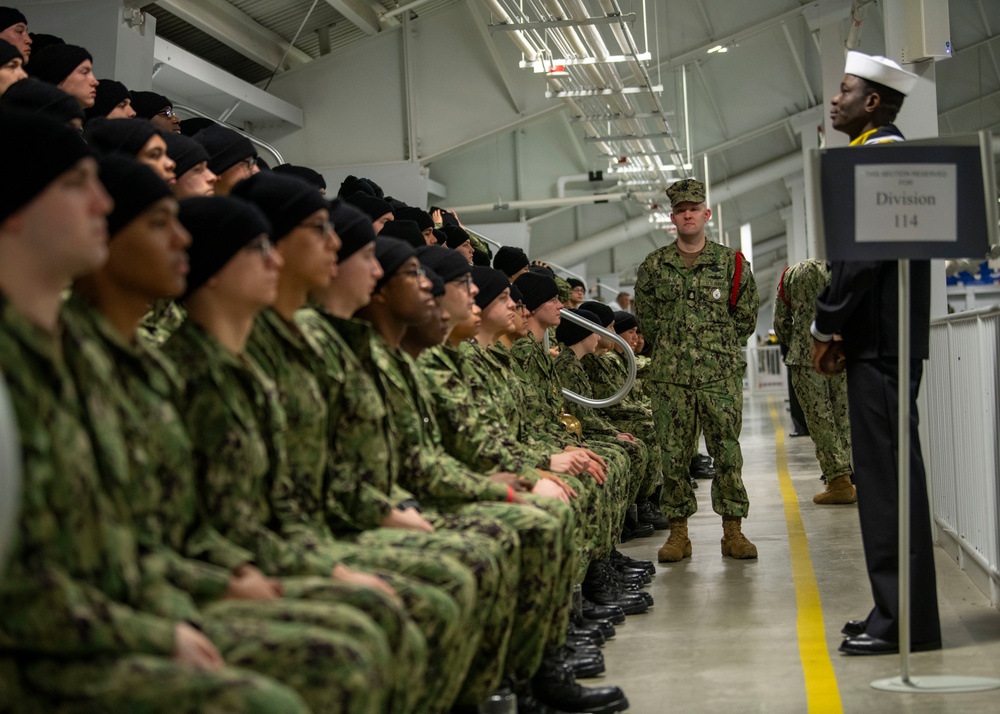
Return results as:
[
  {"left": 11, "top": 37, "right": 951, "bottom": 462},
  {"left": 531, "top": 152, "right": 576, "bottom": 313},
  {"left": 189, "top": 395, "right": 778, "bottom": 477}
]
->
[{"left": 871, "top": 675, "right": 1000, "bottom": 693}]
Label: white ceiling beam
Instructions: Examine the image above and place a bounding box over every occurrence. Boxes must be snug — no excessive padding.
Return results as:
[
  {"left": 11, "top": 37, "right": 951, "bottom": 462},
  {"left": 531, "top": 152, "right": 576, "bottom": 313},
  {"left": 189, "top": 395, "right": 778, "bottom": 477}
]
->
[
  {"left": 323, "top": 0, "right": 397, "bottom": 36},
  {"left": 156, "top": 0, "right": 311, "bottom": 71},
  {"left": 467, "top": 2, "right": 524, "bottom": 114}
]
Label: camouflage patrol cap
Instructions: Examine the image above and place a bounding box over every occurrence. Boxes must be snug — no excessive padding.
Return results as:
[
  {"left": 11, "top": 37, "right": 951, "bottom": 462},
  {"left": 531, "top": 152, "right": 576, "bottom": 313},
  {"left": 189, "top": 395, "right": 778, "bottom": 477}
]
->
[{"left": 665, "top": 179, "right": 706, "bottom": 208}]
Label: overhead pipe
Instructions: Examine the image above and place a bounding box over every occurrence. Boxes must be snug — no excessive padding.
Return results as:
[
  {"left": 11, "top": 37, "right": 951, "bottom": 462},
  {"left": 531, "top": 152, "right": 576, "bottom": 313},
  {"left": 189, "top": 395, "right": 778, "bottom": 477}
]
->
[
  {"left": 447, "top": 192, "right": 629, "bottom": 214},
  {"left": 482, "top": 0, "right": 539, "bottom": 60}
]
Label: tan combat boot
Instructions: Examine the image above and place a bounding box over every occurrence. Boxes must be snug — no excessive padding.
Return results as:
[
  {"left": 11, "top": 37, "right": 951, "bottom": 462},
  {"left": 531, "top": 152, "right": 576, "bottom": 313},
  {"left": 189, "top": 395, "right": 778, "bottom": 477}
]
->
[
  {"left": 813, "top": 475, "right": 857, "bottom": 505},
  {"left": 721, "top": 516, "right": 758, "bottom": 559},
  {"left": 657, "top": 518, "right": 692, "bottom": 562}
]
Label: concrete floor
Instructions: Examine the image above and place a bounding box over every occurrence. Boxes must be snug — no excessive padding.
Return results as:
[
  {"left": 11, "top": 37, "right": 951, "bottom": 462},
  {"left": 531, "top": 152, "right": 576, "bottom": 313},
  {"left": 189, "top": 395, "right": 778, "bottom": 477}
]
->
[{"left": 595, "top": 393, "right": 1000, "bottom": 714}]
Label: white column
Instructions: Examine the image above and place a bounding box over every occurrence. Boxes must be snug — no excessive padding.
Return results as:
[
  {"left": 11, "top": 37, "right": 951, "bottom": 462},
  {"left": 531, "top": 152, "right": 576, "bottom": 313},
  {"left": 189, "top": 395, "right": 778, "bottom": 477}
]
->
[
  {"left": 782, "top": 172, "right": 809, "bottom": 266},
  {"left": 804, "top": 0, "right": 852, "bottom": 150}
]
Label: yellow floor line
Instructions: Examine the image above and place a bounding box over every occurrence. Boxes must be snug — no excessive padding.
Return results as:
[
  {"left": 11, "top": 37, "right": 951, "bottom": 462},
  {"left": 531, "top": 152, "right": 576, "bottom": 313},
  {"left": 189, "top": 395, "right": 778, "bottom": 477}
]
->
[{"left": 768, "top": 397, "right": 844, "bottom": 713}]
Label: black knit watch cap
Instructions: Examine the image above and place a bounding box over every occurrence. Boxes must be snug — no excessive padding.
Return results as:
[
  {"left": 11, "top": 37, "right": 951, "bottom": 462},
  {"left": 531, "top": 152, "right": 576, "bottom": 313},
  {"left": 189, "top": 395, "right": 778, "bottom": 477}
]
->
[
  {"left": 162, "top": 132, "right": 209, "bottom": 178},
  {"left": 329, "top": 198, "right": 375, "bottom": 262},
  {"left": 0, "top": 37, "right": 20, "bottom": 65},
  {"left": 393, "top": 206, "right": 433, "bottom": 232},
  {"left": 230, "top": 172, "right": 326, "bottom": 243},
  {"left": 83, "top": 117, "right": 155, "bottom": 157},
  {"left": 509, "top": 283, "right": 523, "bottom": 305},
  {"left": 1, "top": 77, "right": 83, "bottom": 124},
  {"left": 84, "top": 79, "right": 129, "bottom": 121},
  {"left": 566, "top": 277, "right": 585, "bottom": 290},
  {"left": 579, "top": 300, "right": 615, "bottom": 328},
  {"left": 415, "top": 245, "right": 472, "bottom": 283},
  {"left": 613, "top": 310, "right": 638, "bottom": 334},
  {"left": 178, "top": 195, "right": 272, "bottom": 300},
  {"left": 344, "top": 190, "right": 393, "bottom": 222},
  {"left": 556, "top": 309, "right": 601, "bottom": 347},
  {"left": 191, "top": 123, "right": 256, "bottom": 175},
  {"left": 472, "top": 267, "right": 511, "bottom": 310},
  {"left": 441, "top": 224, "right": 470, "bottom": 250},
  {"left": 379, "top": 219, "right": 425, "bottom": 248},
  {"left": 0, "top": 7, "right": 27, "bottom": 32},
  {"left": 98, "top": 154, "right": 171, "bottom": 237},
  {"left": 26, "top": 44, "right": 91, "bottom": 85},
  {"left": 0, "top": 108, "right": 90, "bottom": 223},
  {"left": 128, "top": 90, "right": 172, "bottom": 119},
  {"left": 273, "top": 163, "right": 326, "bottom": 191},
  {"left": 423, "top": 265, "right": 445, "bottom": 298},
  {"left": 493, "top": 246, "right": 529, "bottom": 278},
  {"left": 338, "top": 174, "right": 382, "bottom": 198},
  {"left": 512, "top": 271, "right": 559, "bottom": 312},
  {"left": 431, "top": 228, "right": 447, "bottom": 246},
  {"left": 374, "top": 235, "right": 417, "bottom": 290}
]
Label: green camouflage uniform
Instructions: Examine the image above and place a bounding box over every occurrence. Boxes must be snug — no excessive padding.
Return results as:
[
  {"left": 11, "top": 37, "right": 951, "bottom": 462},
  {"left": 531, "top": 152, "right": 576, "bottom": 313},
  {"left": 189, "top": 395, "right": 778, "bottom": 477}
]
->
[
  {"left": 138, "top": 299, "right": 186, "bottom": 347},
  {"left": 295, "top": 307, "right": 513, "bottom": 708},
  {"left": 510, "top": 335, "right": 630, "bottom": 559},
  {"left": 583, "top": 351, "right": 663, "bottom": 499},
  {"left": 773, "top": 259, "right": 851, "bottom": 480},
  {"left": 554, "top": 348, "right": 644, "bottom": 529},
  {"left": 416, "top": 342, "right": 579, "bottom": 674},
  {"left": 0, "top": 294, "right": 310, "bottom": 714},
  {"left": 61, "top": 296, "right": 407, "bottom": 714},
  {"left": 634, "top": 240, "right": 760, "bottom": 519},
  {"left": 163, "top": 316, "right": 471, "bottom": 712},
  {"left": 463, "top": 339, "right": 598, "bottom": 581}
]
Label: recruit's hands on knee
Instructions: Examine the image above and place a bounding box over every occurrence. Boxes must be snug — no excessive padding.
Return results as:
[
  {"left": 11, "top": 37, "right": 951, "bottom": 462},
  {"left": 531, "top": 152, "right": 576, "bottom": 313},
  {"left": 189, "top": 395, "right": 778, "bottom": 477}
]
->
[
  {"left": 173, "top": 623, "right": 225, "bottom": 671},
  {"left": 615, "top": 432, "right": 636, "bottom": 442},
  {"left": 382, "top": 506, "right": 435, "bottom": 533},
  {"left": 225, "top": 563, "right": 284, "bottom": 601},
  {"left": 488, "top": 472, "right": 530, "bottom": 504},
  {"left": 548, "top": 451, "right": 590, "bottom": 477},
  {"left": 537, "top": 470, "right": 578, "bottom": 499},
  {"left": 332, "top": 563, "right": 403, "bottom": 605},
  {"left": 532, "top": 476, "right": 572, "bottom": 503}
]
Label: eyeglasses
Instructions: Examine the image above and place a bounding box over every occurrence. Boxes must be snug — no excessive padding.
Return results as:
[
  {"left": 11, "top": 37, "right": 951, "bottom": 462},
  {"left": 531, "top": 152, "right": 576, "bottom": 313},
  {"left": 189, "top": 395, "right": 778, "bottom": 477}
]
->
[
  {"left": 239, "top": 156, "right": 256, "bottom": 172},
  {"left": 300, "top": 220, "right": 333, "bottom": 236},
  {"left": 157, "top": 107, "right": 176, "bottom": 118},
  {"left": 245, "top": 236, "right": 274, "bottom": 258},
  {"left": 452, "top": 274, "right": 474, "bottom": 290},
  {"left": 397, "top": 266, "right": 426, "bottom": 280}
]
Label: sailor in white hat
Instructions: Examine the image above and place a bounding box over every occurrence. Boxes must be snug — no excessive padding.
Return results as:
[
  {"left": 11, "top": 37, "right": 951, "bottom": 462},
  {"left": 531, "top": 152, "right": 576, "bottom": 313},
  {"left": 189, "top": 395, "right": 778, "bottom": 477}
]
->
[
  {"left": 830, "top": 50, "right": 918, "bottom": 145},
  {"left": 812, "top": 50, "right": 943, "bottom": 657}
]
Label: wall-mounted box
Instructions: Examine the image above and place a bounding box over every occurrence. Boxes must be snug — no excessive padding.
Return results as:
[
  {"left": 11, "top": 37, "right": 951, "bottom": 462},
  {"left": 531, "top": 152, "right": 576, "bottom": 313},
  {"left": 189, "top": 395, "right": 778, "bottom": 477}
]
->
[{"left": 903, "top": 0, "right": 952, "bottom": 62}]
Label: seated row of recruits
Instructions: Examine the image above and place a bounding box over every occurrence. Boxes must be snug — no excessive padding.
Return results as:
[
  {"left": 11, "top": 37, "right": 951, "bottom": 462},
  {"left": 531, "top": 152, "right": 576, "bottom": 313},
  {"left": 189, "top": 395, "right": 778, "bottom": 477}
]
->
[{"left": 0, "top": 90, "right": 686, "bottom": 710}]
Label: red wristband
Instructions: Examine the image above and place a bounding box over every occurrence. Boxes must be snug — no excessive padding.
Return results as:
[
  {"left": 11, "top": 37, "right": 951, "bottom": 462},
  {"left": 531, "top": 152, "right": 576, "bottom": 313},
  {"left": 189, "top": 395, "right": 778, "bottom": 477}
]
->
[{"left": 506, "top": 485, "right": 515, "bottom": 503}]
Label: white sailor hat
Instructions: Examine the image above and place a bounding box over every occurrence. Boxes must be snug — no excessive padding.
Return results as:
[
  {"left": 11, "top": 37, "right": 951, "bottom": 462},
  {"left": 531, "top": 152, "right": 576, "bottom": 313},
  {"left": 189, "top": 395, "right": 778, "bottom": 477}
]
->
[{"left": 844, "top": 51, "right": 918, "bottom": 95}]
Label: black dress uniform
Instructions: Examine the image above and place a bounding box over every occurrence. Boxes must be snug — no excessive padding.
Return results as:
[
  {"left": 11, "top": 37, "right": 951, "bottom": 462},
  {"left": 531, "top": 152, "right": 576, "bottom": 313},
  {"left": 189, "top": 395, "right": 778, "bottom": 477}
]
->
[{"left": 814, "top": 124, "right": 942, "bottom": 649}]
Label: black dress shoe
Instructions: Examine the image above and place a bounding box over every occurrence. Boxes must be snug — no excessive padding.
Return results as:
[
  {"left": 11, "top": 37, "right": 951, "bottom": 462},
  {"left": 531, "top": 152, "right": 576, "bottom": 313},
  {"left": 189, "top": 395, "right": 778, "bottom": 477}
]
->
[
  {"left": 568, "top": 623, "right": 605, "bottom": 647},
  {"left": 571, "top": 607, "right": 616, "bottom": 638},
  {"left": 582, "top": 585, "right": 649, "bottom": 615},
  {"left": 841, "top": 619, "right": 866, "bottom": 637},
  {"left": 610, "top": 549, "right": 655, "bottom": 575},
  {"left": 559, "top": 644, "right": 605, "bottom": 679},
  {"left": 839, "top": 633, "right": 942, "bottom": 656},
  {"left": 633, "top": 521, "right": 655, "bottom": 539},
  {"left": 533, "top": 660, "right": 629, "bottom": 713}
]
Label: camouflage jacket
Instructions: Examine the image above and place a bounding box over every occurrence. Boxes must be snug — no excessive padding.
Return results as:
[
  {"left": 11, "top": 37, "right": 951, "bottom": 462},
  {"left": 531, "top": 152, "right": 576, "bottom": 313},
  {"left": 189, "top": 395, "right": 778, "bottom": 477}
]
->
[
  {"left": 369, "top": 337, "right": 509, "bottom": 508},
  {"left": 418, "top": 341, "right": 540, "bottom": 481},
  {"left": 554, "top": 349, "right": 619, "bottom": 438},
  {"left": 297, "top": 308, "right": 406, "bottom": 534},
  {"left": 0, "top": 293, "right": 177, "bottom": 656},
  {"left": 634, "top": 240, "right": 759, "bottom": 385},
  {"left": 139, "top": 298, "right": 186, "bottom": 347},
  {"left": 61, "top": 295, "right": 235, "bottom": 613},
  {"left": 509, "top": 334, "right": 581, "bottom": 447},
  {"left": 773, "top": 259, "right": 829, "bottom": 366},
  {"left": 581, "top": 351, "right": 652, "bottom": 424},
  {"left": 164, "top": 319, "right": 345, "bottom": 576}
]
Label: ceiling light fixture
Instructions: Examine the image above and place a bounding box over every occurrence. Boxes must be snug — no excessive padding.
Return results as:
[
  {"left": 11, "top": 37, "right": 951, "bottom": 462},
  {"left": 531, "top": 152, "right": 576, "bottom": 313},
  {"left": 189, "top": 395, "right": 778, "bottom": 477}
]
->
[{"left": 707, "top": 45, "right": 728, "bottom": 54}]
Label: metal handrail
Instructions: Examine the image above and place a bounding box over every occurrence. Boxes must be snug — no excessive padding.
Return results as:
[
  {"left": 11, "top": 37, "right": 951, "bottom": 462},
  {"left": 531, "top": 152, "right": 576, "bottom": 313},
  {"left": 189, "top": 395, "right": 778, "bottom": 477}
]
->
[
  {"left": 543, "top": 308, "right": 637, "bottom": 408},
  {"left": 0, "top": 370, "right": 22, "bottom": 571},
  {"left": 461, "top": 227, "right": 588, "bottom": 284},
  {"left": 171, "top": 102, "right": 285, "bottom": 166}
]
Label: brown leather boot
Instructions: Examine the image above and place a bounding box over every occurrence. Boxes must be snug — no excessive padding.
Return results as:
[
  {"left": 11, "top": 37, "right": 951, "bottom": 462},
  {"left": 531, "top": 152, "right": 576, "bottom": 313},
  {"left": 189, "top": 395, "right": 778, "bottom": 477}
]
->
[
  {"left": 813, "top": 474, "right": 857, "bottom": 505},
  {"left": 721, "top": 516, "right": 757, "bottom": 559},
  {"left": 657, "top": 518, "right": 691, "bottom": 562}
]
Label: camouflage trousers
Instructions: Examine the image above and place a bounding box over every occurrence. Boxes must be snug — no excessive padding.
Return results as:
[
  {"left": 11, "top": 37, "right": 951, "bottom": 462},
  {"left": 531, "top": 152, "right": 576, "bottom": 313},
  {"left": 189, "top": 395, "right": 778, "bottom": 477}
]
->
[
  {"left": 356, "top": 520, "right": 513, "bottom": 707},
  {"left": 271, "top": 532, "right": 477, "bottom": 714},
  {"left": 649, "top": 375, "right": 750, "bottom": 519},
  {"left": 585, "top": 438, "right": 639, "bottom": 552},
  {"left": 16, "top": 611, "right": 390, "bottom": 714},
  {"left": 451, "top": 500, "right": 576, "bottom": 679},
  {"left": 609, "top": 417, "right": 663, "bottom": 500},
  {"left": 790, "top": 365, "right": 852, "bottom": 480},
  {"left": 4, "top": 654, "right": 309, "bottom": 714}
]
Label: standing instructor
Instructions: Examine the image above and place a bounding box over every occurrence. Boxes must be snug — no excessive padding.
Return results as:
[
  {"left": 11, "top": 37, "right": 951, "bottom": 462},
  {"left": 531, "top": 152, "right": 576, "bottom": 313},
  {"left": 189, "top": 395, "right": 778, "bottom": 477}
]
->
[{"left": 634, "top": 179, "right": 759, "bottom": 563}]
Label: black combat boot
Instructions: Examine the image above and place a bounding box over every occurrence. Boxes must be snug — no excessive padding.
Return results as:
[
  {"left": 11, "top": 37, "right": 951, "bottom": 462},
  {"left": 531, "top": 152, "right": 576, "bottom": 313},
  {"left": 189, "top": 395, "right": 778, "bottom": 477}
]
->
[{"left": 533, "top": 655, "right": 629, "bottom": 713}]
